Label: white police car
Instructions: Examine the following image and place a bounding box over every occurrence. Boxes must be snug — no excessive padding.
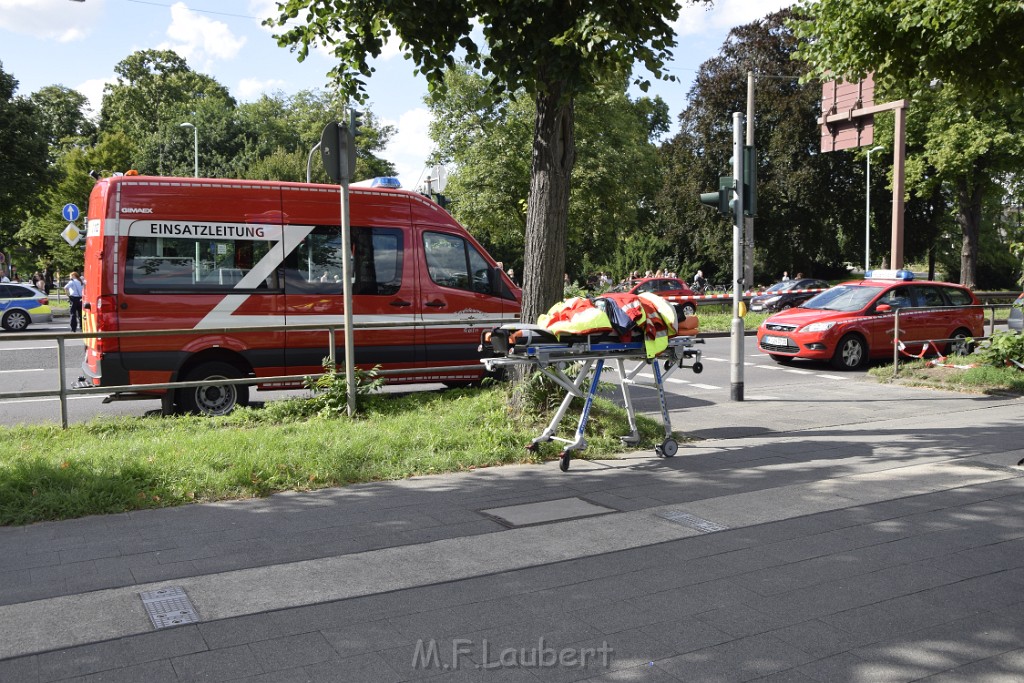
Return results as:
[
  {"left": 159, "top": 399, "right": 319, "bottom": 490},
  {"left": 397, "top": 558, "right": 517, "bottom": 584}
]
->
[{"left": 0, "top": 283, "right": 53, "bottom": 331}]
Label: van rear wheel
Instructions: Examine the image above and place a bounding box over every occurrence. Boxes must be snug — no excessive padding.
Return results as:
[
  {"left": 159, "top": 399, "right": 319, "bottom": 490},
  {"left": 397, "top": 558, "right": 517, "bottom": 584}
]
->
[{"left": 177, "top": 361, "right": 248, "bottom": 416}]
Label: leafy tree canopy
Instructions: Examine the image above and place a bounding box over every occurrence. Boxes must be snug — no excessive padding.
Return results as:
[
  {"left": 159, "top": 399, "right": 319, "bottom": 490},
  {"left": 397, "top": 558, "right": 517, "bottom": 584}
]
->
[
  {"left": 0, "top": 61, "right": 50, "bottom": 257},
  {"left": 268, "top": 0, "right": 691, "bottom": 104},
  {"left": 29, "top": 85, "right": 97, "bottom": 155},
  {"left": 790, "top": 0, "right": 1024, "bottom": 101}
]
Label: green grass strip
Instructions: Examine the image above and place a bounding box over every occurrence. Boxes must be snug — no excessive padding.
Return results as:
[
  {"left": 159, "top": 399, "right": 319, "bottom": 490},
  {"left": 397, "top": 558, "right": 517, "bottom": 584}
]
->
[{"left": 0, "top": 387, "right": 668, "bottom": 526}]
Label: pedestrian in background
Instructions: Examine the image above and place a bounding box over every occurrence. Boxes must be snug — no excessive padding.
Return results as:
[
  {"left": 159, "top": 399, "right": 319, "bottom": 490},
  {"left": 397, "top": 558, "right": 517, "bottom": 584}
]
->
[
  {"left": 64, "top": 271, "right": 84, "bottom": 333},
  {"left": 781, "top": 271, "right": 790, "bottom": 282}
]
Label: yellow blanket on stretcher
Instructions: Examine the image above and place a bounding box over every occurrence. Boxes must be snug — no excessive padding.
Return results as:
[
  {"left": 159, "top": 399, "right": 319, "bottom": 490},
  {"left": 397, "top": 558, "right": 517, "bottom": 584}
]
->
[{"left": 537, "top": 292, "right": 698, "bottom": 359}]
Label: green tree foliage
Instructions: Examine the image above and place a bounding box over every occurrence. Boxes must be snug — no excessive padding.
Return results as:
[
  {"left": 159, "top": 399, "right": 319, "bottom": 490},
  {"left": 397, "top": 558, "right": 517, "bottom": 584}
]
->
[
  {"left": 234, "top": 90, "right": 396, "bottom": 182},
  {"left": 100, "top": 49, "right": 239, "bottom": 176},
  {"left": 791, "top": 0, "right": 1024, "bottom": 102},
  {"left": 0, "top": 62, "right": 50, "bottom": 273},
  {"left": 29, "top": 86, "right": 98, "bottom": 155},
  {"left": 268, "top": 0, "right": 708, "bottom": 322},
  {"left": 791, "top": 0, "right": 1024, "bottom": 287},
  {"left": 427, "top": 65, "right": 668, "bottom": 281},
  {"left": 657, "top": 9, "right": 862, "bottom": 286},
  {"left": 15, "top": 133, "right": 137, "bottom": 275}
]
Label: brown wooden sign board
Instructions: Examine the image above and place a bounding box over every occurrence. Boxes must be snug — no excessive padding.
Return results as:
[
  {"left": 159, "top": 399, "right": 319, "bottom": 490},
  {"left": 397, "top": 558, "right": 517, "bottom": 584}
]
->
[{"left": 821, "top": 75, "right": 875, "bottom": 152}]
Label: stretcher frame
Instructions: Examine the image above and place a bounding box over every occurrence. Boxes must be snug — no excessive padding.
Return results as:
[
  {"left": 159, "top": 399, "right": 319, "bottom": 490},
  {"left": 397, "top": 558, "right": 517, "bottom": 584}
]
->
[{"left": 482, "top": 331, "right": 703, "bottom": 471}]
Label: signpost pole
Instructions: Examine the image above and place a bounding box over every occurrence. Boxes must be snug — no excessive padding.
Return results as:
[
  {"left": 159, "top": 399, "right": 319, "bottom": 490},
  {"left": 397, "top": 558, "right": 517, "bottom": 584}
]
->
[{"left": 731, "top": 112, "right": 745, "bottom": 402}]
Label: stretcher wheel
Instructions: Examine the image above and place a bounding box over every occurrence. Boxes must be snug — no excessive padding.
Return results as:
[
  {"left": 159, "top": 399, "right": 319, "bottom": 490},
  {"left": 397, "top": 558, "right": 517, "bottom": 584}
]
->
[
  {"left": 692, "top": 362, "right": 703, "bottom": 374},
  {"left": 559, "top": 451, "right": 571, "bottom": 471},
  {"left": 657, "top": 439, "right": 678, "bottom": 458}
]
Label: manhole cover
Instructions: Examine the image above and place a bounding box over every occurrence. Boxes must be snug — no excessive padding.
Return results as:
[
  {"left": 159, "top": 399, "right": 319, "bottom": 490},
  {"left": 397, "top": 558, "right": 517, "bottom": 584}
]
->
[
  {"left": 140, "top": 586, "right": 200, "bottom": 629},
  {"left": 654, "top": 509, "right": 729, "bottom": 533}
]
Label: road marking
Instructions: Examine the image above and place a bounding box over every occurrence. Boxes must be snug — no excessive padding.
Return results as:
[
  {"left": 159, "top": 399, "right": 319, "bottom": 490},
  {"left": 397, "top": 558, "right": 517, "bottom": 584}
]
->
[
  {"left": 701, "top": 356, "right": 727, "bottom": 362},
  {"left": 782, "top": 368, "right": 814, "bottom": 375},
  {"left": 817, "top": 374, "right": 849, "bottom": 381},
  {"left": 0, "top": 368, "right": 46, "bottom": 374},
  {"left": 666, "top": 377, "right": 691, "bottom": 385},
  {"left": 0, "top": 395, "right": 106, "bottom": 405},
  {"left": 0, "top": 345, "right": 59, "bottom": 351},
  {"left": 756, "top": 364, "right": 784, "bottom": 370},
  {"left": 690, "top": 383, "right": 720, "bottom": 390},
  {"left": 745, "top": 395, "right": 782, "bottom": 401}
]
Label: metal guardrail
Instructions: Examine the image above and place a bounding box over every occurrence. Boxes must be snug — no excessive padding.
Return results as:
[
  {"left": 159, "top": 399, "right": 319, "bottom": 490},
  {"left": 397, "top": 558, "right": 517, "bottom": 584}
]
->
[
  {"left": 1, "top": 317, "right": 516, "bottom": 428},
  {"left": 890, "top": 302, "right": 1018, "bottom": 377}
]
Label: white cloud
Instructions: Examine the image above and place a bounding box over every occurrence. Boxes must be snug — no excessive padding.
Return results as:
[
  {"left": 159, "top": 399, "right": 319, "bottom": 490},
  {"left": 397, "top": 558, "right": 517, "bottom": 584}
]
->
[
  {"left": 75, "top": 76, "right": 113, "bottom": 121},
  {"left": 0, "top": 0, "right": 103, "bottom": 42},
  {"left": 674, "top": 0, "right": 796, "bottom": 36},
  {"left": 159, "top": 2, "right": 246, "bottom": 68},
  {"left": 383, "top": 108, "right": 434, "bottom": 187},
  {"left": 236, "top": 77, "right": 287, "bottom": 101}
]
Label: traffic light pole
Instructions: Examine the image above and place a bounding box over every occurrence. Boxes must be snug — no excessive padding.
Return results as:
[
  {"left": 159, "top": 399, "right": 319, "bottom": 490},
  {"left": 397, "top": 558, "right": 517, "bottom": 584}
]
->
[{"left": 731, "top": 112, "right": 745, "bottom": 402}]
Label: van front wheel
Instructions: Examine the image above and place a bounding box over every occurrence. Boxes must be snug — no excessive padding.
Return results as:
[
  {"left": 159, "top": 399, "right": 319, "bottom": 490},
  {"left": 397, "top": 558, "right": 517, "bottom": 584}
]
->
[{"left": 177, "top": 361, "right": 249, "bottom": 416}]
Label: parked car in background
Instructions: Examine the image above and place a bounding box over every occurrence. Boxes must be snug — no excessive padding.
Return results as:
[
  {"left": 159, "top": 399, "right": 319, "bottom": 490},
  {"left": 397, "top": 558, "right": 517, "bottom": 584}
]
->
[
  {"left": 614, "top": 277, "right": 698, "bottom": 317},
  {"left": 0, "top": 283, "right": 53, "bottom": 331},
  {"left": 748, "top": 278, "right": 829, "bottom": 313},
  {"left": 757, "top": 270, "right": 982, "bottom": 370},
  {"left": 1009, "top": 292, "right": 1024, "bottom": 333}
]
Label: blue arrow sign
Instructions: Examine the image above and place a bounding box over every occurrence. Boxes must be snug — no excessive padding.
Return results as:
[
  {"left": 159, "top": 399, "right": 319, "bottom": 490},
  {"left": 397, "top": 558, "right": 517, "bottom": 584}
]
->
[{"left": 62, "top": 203, "right": 80, "bottom": 222}]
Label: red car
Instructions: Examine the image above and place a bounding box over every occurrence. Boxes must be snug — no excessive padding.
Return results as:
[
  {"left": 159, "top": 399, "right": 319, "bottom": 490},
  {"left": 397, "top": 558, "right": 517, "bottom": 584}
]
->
[
  {"left": 615, "top": 277, "right": 698, "bottom": 317},
  {"left": 757, "top": 270, "right": 982, "bottom": 370}
]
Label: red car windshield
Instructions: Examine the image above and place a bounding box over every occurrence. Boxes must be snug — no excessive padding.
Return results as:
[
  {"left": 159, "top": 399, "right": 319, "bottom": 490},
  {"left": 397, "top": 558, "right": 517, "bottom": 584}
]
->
[{"left": 802, "top": 285, "right": 884, "bottom": 312}]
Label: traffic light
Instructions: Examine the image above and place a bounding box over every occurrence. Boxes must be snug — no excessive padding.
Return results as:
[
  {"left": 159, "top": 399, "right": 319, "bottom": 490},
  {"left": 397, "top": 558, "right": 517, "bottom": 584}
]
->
[
  {"left": 348, "top": 108, "right": 363, "bottom": 140},
  {"left": 700, "top": 176, "right": 735, "bottom": 217},
  {"left": 743, "top": 145, "right": 757, "bottom": 217}
]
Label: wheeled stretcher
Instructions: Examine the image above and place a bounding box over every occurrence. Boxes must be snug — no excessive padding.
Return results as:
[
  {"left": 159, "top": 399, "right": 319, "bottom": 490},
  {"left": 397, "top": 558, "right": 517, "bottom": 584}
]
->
[{"left": 481, "top": 324, "right": 704, "bottom": 471}]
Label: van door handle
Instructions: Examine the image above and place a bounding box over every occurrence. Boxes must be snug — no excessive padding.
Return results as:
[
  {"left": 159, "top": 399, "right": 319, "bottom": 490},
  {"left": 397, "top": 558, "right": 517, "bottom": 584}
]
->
[
  {"left": 389, "top": 299, "right": 412, "bottom": 308},
  {"left": 425, "top": 300, "right": 446, "bottom": 308}
]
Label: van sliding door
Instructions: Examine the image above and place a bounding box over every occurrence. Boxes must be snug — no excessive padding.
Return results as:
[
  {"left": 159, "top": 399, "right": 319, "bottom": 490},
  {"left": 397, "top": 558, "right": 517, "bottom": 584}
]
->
[{"left": 280, "top": 188, "right": 421, "bottom": 377}]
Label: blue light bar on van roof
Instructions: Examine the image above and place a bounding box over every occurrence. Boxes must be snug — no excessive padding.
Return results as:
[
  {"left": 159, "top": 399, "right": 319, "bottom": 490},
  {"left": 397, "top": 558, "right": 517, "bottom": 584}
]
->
[
  {"left": 865, "top": 269, "right": 914, "bottom": 281},
  {"left": 350, "top": 176, "right": 402, "bottom": 188}
]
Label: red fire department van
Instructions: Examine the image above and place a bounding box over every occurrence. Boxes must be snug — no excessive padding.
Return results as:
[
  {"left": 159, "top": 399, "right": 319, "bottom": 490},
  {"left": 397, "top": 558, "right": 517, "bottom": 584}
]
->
[{"left": 78, "top": 175, "right": 520, "bottom": 415}]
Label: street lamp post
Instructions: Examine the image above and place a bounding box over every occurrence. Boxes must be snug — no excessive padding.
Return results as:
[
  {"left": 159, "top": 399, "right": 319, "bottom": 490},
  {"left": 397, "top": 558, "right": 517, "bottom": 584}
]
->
[
  {"left": 180, "top": 122, "right": 197, "bottom": 178},
  {"left": 865, "top": 145, "right": 885, "bottom": 272}
]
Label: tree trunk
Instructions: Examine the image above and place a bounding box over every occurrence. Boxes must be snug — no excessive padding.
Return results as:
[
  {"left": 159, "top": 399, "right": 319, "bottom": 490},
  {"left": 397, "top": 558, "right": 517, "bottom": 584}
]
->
[
  {"left": 520, "top": 85, "right": 575, "bottom": 324},
  {"left": 957, "top": 175, "right": 983, "bottom": 289},
  {"left": 509, "top": 84, "right": 575, "bottom": 415}
]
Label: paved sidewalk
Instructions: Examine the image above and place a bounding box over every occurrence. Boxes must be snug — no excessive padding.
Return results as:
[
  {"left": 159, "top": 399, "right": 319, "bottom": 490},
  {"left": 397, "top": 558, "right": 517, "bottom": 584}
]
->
[{"left": 1, "top": 378, "right": 1023, "bottom": 682}]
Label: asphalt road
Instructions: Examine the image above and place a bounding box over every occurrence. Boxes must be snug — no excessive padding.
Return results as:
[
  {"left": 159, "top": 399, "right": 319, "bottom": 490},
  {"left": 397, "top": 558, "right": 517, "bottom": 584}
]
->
[{"left": 0, "top": 329, "right": 874, "bottom": 428}]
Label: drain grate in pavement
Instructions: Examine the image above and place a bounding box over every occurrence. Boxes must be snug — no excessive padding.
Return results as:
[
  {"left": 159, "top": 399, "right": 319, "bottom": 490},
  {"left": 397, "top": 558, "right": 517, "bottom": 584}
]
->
[
  {"left": 140, "top": 586, "right": 200, "bottom": 629},
  {"left": 654, "top": 509, "right": 729, "bottom": 533}
]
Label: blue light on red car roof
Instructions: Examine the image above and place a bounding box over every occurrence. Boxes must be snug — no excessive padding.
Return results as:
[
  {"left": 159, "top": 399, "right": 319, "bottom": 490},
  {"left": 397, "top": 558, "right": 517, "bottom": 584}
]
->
[{"left": 865, "top": 269, "right": 914, "bottom": 281}]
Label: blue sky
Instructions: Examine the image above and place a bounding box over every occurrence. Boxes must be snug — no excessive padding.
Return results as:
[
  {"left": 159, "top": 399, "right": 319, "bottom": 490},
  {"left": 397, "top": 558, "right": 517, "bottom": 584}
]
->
[{"left": 1, "top": 0, "right": 792, "bottom": 187}]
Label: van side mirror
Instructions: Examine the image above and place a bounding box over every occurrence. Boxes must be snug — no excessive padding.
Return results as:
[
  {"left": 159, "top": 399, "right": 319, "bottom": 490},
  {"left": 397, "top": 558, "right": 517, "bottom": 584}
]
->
[{"left": 875, "top": 303, "right": 892, "bottom": 314}]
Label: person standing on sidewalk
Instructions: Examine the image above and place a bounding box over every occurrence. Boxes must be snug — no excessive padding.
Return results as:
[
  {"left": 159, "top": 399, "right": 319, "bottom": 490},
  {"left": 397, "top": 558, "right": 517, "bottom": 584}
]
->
[{"left": 64, "top": 271, "right": 84, "bottom": 333}]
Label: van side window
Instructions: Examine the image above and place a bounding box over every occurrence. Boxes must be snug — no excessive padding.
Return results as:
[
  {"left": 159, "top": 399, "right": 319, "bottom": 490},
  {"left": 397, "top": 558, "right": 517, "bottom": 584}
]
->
[
  {"left": 424, "top": 231, "right": 494, "bottom": 295},
  {"left": 125, "top": 234, "right": 279, "bottom": 291},
  {"left": 285, "top": 226, "right": 403, "bottom": 295}
]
